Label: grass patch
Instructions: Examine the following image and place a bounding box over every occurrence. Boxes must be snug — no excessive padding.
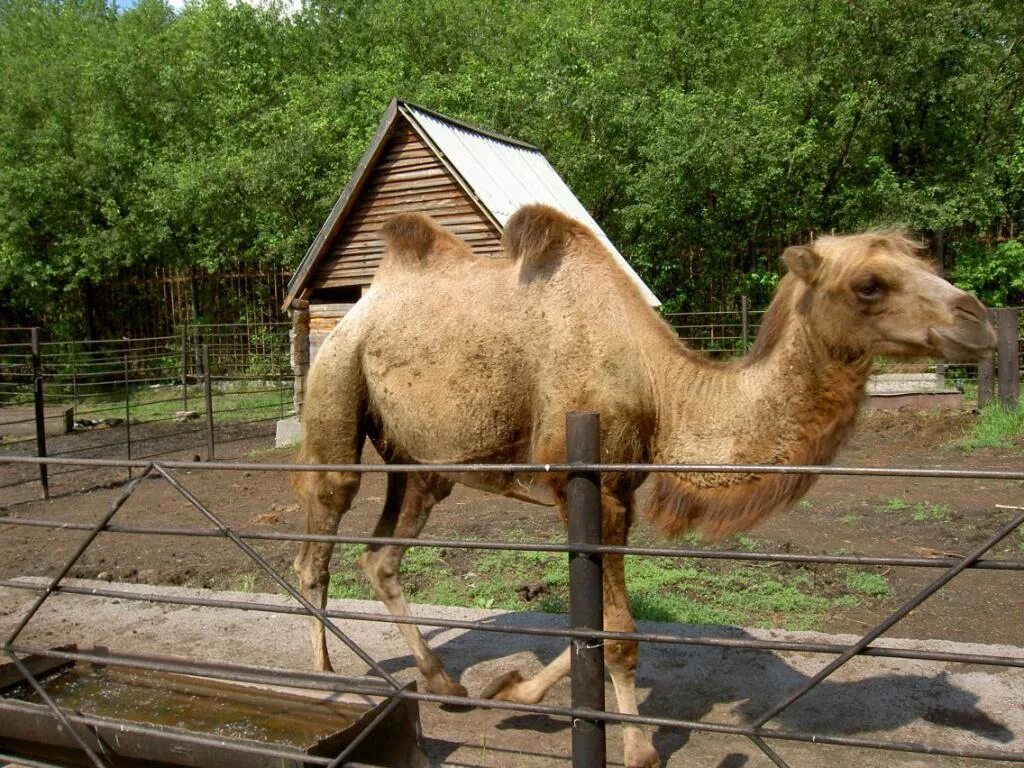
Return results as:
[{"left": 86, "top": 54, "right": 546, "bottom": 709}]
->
[
  {"left": 877, "top": 497, "right": 909, "bottom": 513},
  {"left": 844, "top": 570, "right": 891, "bottom": 597},
  {"left": 625, "top": 557, "right": 847, "bottom": 630},
  {"left": 877, "top": 497, "right": 954, "bottom": 523},
  {"left": 326, "top": 534, "right": 887, "bottom": 632},
  {"left": 957, "top": 402, "right": 1024, "bottom": 451},
  {"left": 73, "top": 383, "right": 291, "bottom": 426},
  {"left": 910, "top": 502, "right": 954, "bottom": 523},
  {"left": 235, "top": 573, "right": 258, "bottom": 592}
]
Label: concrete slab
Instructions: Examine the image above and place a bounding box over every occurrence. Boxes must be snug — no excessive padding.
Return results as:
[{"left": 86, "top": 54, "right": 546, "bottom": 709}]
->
[
  {"left": 866, "top": 392, "right": 964, "bottom": 410},
  {"left": 1, "top": 578, "right": 1021, "bottom": 767},
  {"left": 275, "top": 416, "right": 302, "bottom": 448}
]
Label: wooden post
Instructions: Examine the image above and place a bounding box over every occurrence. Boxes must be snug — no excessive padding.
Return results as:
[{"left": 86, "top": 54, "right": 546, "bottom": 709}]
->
[
  {"left": 291, "top": 299, "right": 310, "bottom": 418},
  {"left": 977, "top": 359, "right": 994, "bottom": 409},
  {"left": 70, "top": 341, "right": 78, "bottom": 425},
  {"left": 977, "top": 310, "right": 997, "bottom": 409},
  {"left": 190, "top": 269, "right": 203, "bottom": 378},
  {"left": 30, "top": 328, "right": 49, "bottom": 499},
  {"left": 181, "top": 322, "right": 189, "bottom": 411},
  {"left": 995, "top": 307, "right": 1020, "bottom": 410}
]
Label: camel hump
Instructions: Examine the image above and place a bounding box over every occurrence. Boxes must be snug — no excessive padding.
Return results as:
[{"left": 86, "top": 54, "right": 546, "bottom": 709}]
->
[
  {"left": 504, "top": 204, "right": 593, "bottom": 282},
  {"left": 379, "top": 212, "right": 471, "bottom": 267}
]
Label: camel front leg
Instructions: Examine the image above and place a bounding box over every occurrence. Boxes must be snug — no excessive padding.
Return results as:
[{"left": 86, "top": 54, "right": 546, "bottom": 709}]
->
[
  {"left": 603, "top": 549, "right": 659, "bottom": 768},
  {"left": 359, "top": 472, "right": 466, "bottom": 696}
]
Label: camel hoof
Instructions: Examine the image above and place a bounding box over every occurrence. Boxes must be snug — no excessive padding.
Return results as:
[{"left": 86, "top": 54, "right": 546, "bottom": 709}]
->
[
  {"left": 480, "top": 670, "right": 524, "bottom": 701},
  {"left": 426, "top": 677, "right": 470, "bottom": 712},
  {"left": 426, "top": 677, "right": 468, "bottom": 698},
  {"left": 625, "top": 741, "right": 661, "bottom": 768}
]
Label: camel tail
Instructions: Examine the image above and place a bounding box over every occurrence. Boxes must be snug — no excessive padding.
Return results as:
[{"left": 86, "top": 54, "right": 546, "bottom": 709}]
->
[
  {"left": 380, "top": 212, "right": 470, "bottom": 267},
  {"left": 505, "top": 204, "right": 590, "bottom": 283}
]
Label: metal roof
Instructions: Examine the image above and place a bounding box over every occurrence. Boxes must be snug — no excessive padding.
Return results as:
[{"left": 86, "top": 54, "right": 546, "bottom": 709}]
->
[
  {"left": 283, "top": 99, "right": 660, "bottom": 309},
  {"left": 404, "top": 104, "right": 660, "bottom": 306}
]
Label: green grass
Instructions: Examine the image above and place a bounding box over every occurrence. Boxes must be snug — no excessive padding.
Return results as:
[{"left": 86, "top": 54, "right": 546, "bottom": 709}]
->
[
  {"left": 235, "top": 572, "right": 259, "bottom": 592},
  {"left": 910, "top": 502, "right": 954, "bottom": 523},
  {"left": 326, "top": 534, "right": 888, "bottom": 632},
  {"left": 876, "top": 497, "right": 954, "bottom": 524},
  {"left": 844, "top": 570, "right": 891, "bottom": 598},
  {"left": 877, "top": 497, "right": 910, "bottom": 513},
  {"left": 957, "top": 402, "right": 1024, "bottom": 451},
  {"left": 73, "top": 383, "right": 290, "bottom": 425}
]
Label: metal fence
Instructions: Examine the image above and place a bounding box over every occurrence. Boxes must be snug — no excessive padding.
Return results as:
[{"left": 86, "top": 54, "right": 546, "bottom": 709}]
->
[
  {"left": 0, "top": 412, "right": 1022, "bottom": 767},
  {"left": 664, "top": 299, "right": 764, "bottom": 354},
  {"left": 0, "top": 324, "right": 293, "bottom": 501}
]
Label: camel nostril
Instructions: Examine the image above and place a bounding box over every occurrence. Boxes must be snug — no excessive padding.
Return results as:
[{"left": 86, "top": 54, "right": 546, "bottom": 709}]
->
[{"left": 952, "top": 294, "right": 986, "bottom": 322}]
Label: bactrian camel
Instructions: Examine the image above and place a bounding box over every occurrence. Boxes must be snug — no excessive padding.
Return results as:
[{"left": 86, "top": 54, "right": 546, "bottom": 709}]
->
[{"left": 293, "top": 204, "right": 995, "bottom": 768}]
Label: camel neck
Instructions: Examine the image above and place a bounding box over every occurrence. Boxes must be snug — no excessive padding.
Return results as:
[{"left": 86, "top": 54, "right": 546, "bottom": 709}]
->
[
  {"left": 650, "top": 298, "right": 872, "bottom": 470},
  {"left": 642, "top": 303, "right": 872, "bottom": 538}
]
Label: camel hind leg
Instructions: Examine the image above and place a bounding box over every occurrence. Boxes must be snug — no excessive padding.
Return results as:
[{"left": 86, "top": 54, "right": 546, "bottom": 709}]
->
[
  {"left": 292, "top": 327, "right": 370, "bottom": 673},
  {"left": 484, "top": 489, "right": 659, "bottom": 768},
  {"left": 292, "top": 463, "right": 361, "bottom": 672},
  {"left": 291, "top": 388, "right": 366, "bottom": 671},
  {"left": 359, "top": 470, "right": 466, "bottom": 696}
]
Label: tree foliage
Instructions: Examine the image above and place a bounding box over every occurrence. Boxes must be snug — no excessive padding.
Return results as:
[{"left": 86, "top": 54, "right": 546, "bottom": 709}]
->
[{"left": 0, "top": 0, "right": 1021, "bottom": 334}]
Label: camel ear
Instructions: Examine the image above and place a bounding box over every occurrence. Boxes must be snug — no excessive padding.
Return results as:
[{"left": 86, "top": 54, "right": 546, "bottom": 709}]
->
[{"left": 783, "top": 245, "right": 822, "bottom": 285}]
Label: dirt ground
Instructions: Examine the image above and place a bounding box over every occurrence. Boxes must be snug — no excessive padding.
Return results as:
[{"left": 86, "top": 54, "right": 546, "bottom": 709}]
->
[{"left": 1, "top": 407, "right": 1021, "bottom": 645}]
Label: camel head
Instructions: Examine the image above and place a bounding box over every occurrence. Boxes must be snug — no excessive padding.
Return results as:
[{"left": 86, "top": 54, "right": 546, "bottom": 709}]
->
[{"left": 780, "top": 232, "right": 996, "bottom": 363}]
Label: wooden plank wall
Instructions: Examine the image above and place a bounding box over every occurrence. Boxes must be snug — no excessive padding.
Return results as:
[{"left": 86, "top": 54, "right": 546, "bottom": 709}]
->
[{"left": 310, "top": 119, "right": 503, "bottom": 291}]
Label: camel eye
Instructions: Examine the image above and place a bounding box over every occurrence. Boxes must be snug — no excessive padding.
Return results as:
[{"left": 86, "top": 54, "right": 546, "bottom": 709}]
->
[{"left": 853, "top": 276, "right": 886, "bottom": 302}]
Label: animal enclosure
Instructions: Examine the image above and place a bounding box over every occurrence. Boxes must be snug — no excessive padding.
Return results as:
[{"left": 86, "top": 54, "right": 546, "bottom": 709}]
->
[
  {"left": 1, "top": 409, "right": 1022, "bottom": 767},
  {"left": 0, "top": 323, "right": 292, "bottom": 503}
]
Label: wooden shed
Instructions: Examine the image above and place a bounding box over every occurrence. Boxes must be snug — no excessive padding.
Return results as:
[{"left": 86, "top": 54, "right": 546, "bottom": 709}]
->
[{"left": 282, "top": 99, "right": 658, "bottom": 417}]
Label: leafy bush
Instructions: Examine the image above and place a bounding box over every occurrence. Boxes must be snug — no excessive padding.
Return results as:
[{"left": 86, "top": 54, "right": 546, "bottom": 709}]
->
[{"left": 952, "top": 239, "right": 1024, "bottom": 307}]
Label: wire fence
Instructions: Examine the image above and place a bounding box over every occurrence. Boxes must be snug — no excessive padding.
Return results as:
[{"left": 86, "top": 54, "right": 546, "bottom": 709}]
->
[
  {"left": 1, "top": 414, "right": 1023, "bottom": 767},
  {"left": 0, "top": 323, "right": 293, "bottom": 501}
]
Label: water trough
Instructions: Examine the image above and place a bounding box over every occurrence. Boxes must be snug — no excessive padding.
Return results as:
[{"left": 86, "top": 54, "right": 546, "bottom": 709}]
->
[{"left": 0, "top": 645, "right": 429, "bottom": 767}]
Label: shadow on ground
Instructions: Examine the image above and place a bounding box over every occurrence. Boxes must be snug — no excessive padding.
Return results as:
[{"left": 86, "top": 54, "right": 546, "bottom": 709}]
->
[{"left": 364, "top": 612, "right": 1015, "bottom": 765}]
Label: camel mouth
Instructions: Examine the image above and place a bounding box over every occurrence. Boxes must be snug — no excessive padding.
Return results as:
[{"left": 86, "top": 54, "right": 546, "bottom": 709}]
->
[{"left": 927, "top": 324, "right": 997, "bottom": 363}]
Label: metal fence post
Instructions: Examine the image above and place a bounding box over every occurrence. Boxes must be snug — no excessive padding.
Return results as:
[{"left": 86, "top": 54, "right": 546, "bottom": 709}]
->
[
  {"left": 741, "top": 295, "right": 750, "bottom": 353},
  {"left": 123, "top": 338, "right": 133, "bottom": 481},
  {"left": 566, "top": 411, "right": 605, "bottom": 768},
  {"left": 203, "top": 344, "right": 215, "bottom": 460},
  {"left": 181, "top": 322, "right": 189, "bottom": 411},
  {"left": 995, "top": 307, "right": 1020, "bottom": 411},
  {"left": 30, "top": 328, "right": 49, "bottom": 499}
]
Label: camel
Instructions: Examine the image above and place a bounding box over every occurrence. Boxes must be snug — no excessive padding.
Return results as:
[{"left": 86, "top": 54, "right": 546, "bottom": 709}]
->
[{"left": 292, "top": 204, "right": 995, "bottom": 768}]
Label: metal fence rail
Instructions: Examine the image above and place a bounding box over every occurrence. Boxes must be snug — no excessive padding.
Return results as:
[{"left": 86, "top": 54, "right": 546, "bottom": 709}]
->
[
  {"left": 0, "top": 324, "right": 293, "bottom": 500},
  {"left": 1, "top": 425, "right": 1022, "bottom": 767}
]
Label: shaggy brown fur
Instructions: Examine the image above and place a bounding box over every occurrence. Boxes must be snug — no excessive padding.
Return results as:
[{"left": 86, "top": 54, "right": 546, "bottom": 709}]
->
[{"left": 293, "top": 205, "right": 995, "bottom": 768}]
